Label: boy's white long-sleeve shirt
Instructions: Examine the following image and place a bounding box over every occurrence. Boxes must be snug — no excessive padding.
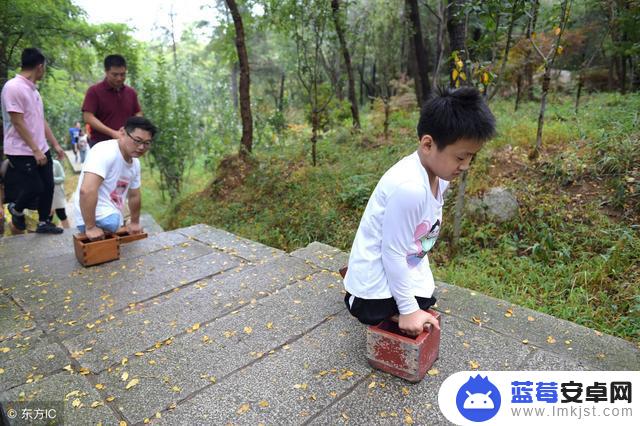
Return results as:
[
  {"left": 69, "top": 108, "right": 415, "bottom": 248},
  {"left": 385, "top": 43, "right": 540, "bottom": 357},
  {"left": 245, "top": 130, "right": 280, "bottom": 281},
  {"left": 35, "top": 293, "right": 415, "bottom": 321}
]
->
[{"left": 344, "top": 151, "right": 448, "bottom": 315}]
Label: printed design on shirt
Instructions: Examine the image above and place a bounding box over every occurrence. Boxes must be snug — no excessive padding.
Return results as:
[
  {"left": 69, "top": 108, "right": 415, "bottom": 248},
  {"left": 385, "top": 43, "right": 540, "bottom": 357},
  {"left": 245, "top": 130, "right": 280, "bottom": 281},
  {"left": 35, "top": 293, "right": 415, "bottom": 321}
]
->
[
  {"left": 406, "top": 219, "right": 441, "bottom": 267},
  {"left": 110, "top": 177, "right": 130, "bottom": 211}
]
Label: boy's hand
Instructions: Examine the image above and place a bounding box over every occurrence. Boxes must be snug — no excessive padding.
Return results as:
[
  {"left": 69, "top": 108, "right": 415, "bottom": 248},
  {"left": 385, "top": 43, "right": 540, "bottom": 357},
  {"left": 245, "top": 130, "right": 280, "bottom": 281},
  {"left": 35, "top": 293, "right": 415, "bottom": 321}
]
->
[{"left": 398, "top": 310, "right": 440, "bottom": 337}]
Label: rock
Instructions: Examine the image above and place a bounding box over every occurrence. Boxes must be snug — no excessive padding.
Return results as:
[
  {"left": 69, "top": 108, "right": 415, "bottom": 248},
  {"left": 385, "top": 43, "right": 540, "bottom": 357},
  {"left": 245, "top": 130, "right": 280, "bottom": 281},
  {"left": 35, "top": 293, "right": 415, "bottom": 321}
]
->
[{"left": 466, "top": 187, "right": 519, "bottom": 223}]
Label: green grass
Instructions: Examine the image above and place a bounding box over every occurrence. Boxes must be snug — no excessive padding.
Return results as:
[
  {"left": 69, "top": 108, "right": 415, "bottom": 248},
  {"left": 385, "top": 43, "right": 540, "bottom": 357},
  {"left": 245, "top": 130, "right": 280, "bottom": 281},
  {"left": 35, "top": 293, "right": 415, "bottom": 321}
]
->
[{"left": 141, "top": 92, "right": 640, "bottom": 343}]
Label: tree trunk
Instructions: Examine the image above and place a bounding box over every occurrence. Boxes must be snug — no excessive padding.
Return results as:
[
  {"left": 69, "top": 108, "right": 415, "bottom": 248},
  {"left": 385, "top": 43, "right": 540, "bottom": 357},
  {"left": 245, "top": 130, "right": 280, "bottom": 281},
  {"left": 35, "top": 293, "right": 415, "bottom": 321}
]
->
[
  {"left": 311, "top": 109, "right": 319, "bottom": 167},
  {"left": 359, "top": 51, "right": 366, "bottom": 107},
  {"left": 524, "top": 0, "right": 539, "bottom": 100},
  {"left": 226, "top": 0, "right": 253, "bottom": 156},
  {"left": 331, "top": 0, "right": 360, "bottom": 129},
  {"left": 231, "top": 62, "right": 239, "bottom": 112},
  {"left": 431, "top": 0, "right": 447, "bottom": 89},
  {"left": 383, "top": 98, "right": 390, "bottom": 139},
  {"left": 488, "top": 0, "right": 521, "bottom": 100},
  {"left": 319, "top": 48, "right": 341, "bottom": 99},
  {"left": 531, "top": 72, "right": 550, "bottom": 159},
  {"left": 515, "top": 73, "right": 522, "bottom": 111},
  {"left": 450, "top": 169, "right": 468, "bottom": 254},
  {"left": 447, "top": 0, "right": 468, "bottom": 87},
  {"left": 406, "top": 0, "right": 431, "bottom": 106},
  {"left": 575, "top": 76, "right": 583, "bottom": 113},
  {"left": 530, "top": 0, "right": 570, "bottom": 159},
  {"left": 278, "top": 71, "right": 285, "bottom": 112}
]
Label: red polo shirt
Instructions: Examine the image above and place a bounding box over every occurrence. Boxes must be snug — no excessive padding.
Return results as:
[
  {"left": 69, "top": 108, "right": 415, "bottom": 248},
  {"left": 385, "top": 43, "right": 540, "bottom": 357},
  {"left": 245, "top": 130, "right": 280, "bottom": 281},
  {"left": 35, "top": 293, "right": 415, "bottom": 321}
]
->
[{"left": 82, "top": 79, "right": 141, "bottom": 144}]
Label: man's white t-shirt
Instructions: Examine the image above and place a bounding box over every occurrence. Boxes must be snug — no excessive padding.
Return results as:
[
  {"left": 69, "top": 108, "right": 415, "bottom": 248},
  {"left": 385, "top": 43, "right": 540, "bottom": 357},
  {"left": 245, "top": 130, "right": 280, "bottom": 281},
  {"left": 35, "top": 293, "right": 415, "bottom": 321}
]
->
[
  {"left": 73, "top": 139, "right": 141, "bottom": 227},
  {"left": 344, "top": 151, "right": 449, "bottom": 315}
]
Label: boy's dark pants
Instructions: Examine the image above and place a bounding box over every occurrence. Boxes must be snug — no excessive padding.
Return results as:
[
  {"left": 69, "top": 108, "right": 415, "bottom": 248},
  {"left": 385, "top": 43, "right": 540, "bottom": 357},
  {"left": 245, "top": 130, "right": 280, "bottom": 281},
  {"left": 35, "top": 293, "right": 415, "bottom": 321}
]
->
[
  {"left": 344, "top": 292, "right": 437, "bottom": 325},
  {"left": 6, "top": 151, "right": 55, "bottom": 222}
]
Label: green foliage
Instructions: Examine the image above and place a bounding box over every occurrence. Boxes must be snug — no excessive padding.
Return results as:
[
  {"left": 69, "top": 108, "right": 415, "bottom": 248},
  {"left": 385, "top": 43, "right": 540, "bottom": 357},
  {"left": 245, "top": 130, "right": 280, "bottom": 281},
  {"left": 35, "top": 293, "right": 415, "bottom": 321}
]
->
[{"left": 141, "top": 54, "right": 195, "bottom": 198}]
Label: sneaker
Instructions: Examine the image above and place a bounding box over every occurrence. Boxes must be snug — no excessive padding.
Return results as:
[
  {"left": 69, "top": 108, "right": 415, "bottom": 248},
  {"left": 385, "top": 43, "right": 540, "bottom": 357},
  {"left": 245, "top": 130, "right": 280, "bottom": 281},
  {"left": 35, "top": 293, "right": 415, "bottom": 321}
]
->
[
  {"left": 8, "top": 202, "right": 26, "bottom": 231},
  {"left": 36, "top": 220, "right": 63, "bottom": 234}
]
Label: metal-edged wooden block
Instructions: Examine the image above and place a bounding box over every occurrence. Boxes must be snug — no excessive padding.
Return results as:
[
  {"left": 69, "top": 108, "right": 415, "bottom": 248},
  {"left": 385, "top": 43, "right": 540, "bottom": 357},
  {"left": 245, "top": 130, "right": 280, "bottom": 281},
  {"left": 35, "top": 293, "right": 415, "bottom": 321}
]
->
[
  {"left": 73, "top": 233, "right": 120, "bottom": 266},
  {"left": 115, "top": 227, "right": 148, "bottom": 244},
  {"left": 366, "top": 309, "right": 441, "bottom": 382}
]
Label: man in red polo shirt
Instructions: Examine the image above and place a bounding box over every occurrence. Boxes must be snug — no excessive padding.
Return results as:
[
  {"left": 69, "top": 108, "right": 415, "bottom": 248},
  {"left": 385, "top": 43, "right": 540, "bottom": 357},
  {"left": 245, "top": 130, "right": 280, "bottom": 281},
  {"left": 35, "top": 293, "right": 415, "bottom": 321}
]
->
[{"left": 82, "top": 55, "right": 143, "bottom": 147}]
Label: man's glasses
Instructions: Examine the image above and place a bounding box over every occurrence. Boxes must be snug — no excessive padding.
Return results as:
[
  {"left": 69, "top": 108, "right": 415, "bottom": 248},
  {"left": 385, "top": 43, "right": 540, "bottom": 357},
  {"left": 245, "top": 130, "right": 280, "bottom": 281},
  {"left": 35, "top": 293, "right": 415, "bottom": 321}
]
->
[{"left": 126, "top": 130, "right": 152, "bottom": 148}]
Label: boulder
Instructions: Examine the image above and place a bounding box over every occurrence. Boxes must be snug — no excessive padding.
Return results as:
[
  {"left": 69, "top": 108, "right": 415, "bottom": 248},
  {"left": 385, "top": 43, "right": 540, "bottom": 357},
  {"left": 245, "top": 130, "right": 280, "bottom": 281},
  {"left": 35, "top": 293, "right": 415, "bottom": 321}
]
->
[{"left": 466, "top": 187, "right": 519, "bottom": 223}]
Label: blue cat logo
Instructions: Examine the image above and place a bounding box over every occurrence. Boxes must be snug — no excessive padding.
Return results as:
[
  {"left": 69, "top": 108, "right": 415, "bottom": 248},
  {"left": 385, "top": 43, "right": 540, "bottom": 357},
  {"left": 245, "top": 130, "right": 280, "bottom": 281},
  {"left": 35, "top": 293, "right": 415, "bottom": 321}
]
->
[{"left": 456, "top": 375, "right": 501, "bottom": 422}]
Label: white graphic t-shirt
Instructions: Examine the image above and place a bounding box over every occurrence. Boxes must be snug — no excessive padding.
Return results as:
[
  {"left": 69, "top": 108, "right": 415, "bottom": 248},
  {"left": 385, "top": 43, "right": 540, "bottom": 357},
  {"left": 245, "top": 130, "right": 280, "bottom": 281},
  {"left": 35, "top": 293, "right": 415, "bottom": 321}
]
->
[
  {"left": 73, "top": 139, "right": 141, "bottom": 227},
  {"left": 344, "top": 151, "right": 449, "bottom": 315}
]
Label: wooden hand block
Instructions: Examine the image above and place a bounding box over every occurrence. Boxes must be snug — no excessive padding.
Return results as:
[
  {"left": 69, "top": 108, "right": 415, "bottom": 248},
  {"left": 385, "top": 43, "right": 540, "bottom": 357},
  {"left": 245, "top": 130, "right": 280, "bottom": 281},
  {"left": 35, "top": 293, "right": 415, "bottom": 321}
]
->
[
  {"left": 73, "top": 233, "right": 120, "bottom": 266},
  {"left": 115, "top": 227, "right": 148, "bottom": 244},
  {"left": 366, "top": 309, "right": 441, "bottom": 382}
]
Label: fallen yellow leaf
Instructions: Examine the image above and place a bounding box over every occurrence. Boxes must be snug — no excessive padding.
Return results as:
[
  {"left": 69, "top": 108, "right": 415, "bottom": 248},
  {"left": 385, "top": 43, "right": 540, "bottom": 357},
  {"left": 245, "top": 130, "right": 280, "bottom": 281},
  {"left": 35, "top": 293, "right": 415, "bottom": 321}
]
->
[
  {"left": 125, "top": 378, "right": 139, "bottom": 390},
  {"left": 106, "top": 396, "right": 116, "bottom": 402},
  {"left": 121, "top": 372, "right": 129, "bottom": 381},
  {"left": 368, "top": 382, "right": 376, "bottom": 389},
  {"left": 244, "top": 326, "right": 253, "bottom": 334},
  {"left": 91, "top": 401, "right": 103, "bottom": 408},
  {"left": 95, "top": 384, "right": 104, "bottom": 390},
  {"left": 171, "top": 385, "right": 181, "bottom": 392},
  {"left": 237, "top": 403, "right": 250, "bottom": 414},
  {"left": 0, "top": 368, "right": 4, "bottom": 375},
  {"left": 547, "top": 336, "right": 556, "bottom": 344},
  {"left": 427, "top": 368, "right": 439, "bottom": 376},
  {"left": 266, "top": 322, "right": 273, "bottom": 329},
  {"left": 259, "top": 400, "right": 269, "bottom": 408},
  {"left": 72, "top": 398, "right": 81, "bottom": 408},
  {"left": 0, "top": 347, "right": 10, "bottom": 353},
  {"left": 469, "top": 360, "right": 480, "bottom": 369},
  {"left": 401, "top": 387, "right": 409, "bottom": 396},
  {"left": 527, "top": 316, "right": 535, "bottom": 322},
  {"left": 404, "top": 414, "right": 414, "bottom": 425}
]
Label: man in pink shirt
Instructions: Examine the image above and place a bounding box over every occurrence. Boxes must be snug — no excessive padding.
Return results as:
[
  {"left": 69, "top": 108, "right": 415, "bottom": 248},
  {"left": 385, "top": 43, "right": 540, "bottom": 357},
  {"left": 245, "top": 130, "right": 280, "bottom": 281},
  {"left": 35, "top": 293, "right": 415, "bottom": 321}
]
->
[{"left": 1, "top": 48, "right": 65, "bottom": 234}]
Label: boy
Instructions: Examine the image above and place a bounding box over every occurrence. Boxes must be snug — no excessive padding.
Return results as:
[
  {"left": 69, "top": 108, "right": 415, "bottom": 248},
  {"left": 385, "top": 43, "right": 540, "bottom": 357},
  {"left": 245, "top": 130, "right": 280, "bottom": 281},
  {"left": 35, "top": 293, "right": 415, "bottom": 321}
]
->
[
  {"left": 73, "top": 116, "right": 156, "bottom": 241},
  {"left": 343, "top": 87, "right": 496, "bottom": 337}
]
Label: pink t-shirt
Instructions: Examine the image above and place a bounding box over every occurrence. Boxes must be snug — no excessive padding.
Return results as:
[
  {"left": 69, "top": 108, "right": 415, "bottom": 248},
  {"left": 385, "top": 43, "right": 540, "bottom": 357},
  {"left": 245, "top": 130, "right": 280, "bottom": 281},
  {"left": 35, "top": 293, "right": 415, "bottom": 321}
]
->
[{"left": 1, "top": 74, "right": 48, "bottom": 156}]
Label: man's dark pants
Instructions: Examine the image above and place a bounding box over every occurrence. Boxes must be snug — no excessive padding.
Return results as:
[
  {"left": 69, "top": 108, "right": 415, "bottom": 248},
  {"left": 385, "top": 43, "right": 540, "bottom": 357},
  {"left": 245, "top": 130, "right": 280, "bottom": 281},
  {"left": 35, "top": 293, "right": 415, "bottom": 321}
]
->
[{"left": 6, "top": 151, "right": 54, "bottom": 222}]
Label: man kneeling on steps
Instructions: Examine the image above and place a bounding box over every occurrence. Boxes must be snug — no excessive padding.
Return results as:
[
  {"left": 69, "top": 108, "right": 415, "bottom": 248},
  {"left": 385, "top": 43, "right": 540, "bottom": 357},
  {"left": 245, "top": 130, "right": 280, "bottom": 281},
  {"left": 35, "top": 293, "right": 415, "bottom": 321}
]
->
[{"left": 72, "top": 116, "right": 157, "bottom": 240}]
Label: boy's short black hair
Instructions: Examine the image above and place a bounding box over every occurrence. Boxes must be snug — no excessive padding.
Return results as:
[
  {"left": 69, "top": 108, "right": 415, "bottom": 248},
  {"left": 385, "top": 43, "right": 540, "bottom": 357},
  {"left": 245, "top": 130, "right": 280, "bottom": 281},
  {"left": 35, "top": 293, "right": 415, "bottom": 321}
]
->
[
  {"left": 104, "top": 54, "right": 127, "bottom": 70},
  {"left": 417, "top": 87, "right": 496, "bottom": 150},
  {"left": 124, "top": 116, "right": 157, "bottom": 138},
  {"left": 21, "top": 48, "right": 46, "bottom": 70}
]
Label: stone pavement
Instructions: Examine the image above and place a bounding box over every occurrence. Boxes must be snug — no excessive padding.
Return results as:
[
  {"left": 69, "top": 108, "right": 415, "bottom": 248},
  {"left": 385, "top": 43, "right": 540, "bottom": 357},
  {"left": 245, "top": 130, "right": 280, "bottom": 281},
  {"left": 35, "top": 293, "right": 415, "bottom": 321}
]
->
[
  {"left": 0, "top": 225, "right": 638, "bottom": 425},
  {"left": 64, "top": 150, "right": 83, "bottom": 173}
]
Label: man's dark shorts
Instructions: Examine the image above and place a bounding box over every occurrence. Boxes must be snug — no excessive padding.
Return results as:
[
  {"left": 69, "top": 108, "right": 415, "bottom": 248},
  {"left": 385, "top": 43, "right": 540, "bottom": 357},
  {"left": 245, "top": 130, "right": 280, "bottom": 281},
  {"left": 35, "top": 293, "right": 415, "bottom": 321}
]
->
[{"left": 344, "top": 292, "right": 437, "bottom": 325}]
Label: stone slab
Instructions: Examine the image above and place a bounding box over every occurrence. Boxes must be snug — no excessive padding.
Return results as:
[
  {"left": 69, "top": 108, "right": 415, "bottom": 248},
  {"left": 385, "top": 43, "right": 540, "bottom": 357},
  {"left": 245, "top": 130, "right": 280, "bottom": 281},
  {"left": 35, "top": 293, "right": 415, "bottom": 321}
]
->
[
  {"left": 290, "top": 241, "right": 349, "bottom": 272},
  {"left": 435, "top": 281, "right": 640, "bottom": 370},
  {"left": 158, "top": 311, "right": 368, "bottom": 426},
  {"left": 61, "top": 255, "right": 316, "bottom": 373},
  {"left": 0, "top": 371, "right": 120, "bottom": 426},
  {"left": 43, "top": 250, "right": 242, "bottom": 341},
  {"left": 178, "top": 224, "right": 285, "bottom": 263},
  {"left": 94, "top": 269, "right": 344, "bottom": 424},
  {"left": 140, "top": 212, "right": 164, "bottom": 234},
  {"left": 0, "top": 341, "right": 68, "bottom": 393},
  {"left": 306, "top": 313, "right": 533, "bottom": 426},
  {"left": 0, "top": 293, "right": 34, "bottom": 340}
]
